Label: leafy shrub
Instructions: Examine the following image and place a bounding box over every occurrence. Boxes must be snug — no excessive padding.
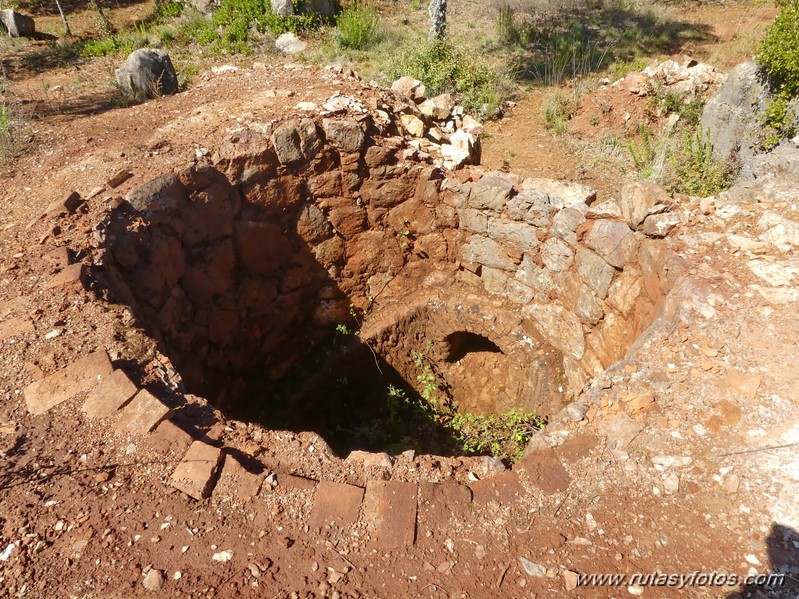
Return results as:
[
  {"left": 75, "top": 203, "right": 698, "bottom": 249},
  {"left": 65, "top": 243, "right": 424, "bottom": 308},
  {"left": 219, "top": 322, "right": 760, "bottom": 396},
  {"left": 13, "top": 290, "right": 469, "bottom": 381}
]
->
[
  {"left": 450, "top": 407, "right": 543, "bottom": 462},
  {"left": 755, "top": 96, "right": 798, "bottom": 151},
  {"left": 334, "top": 1, "right": 381, "bottom": 50},
  {"left": 757, "top": 0, "right": 799, "bottom": 98},
  {"left": 398, "top": 40, "right": 504, "bottom": 114},
  {"left": 666, "top": 128, "right": 736, "bottom": 196},
  {"left": 178, "top": 0, "right": 319, "bottom": 54}
]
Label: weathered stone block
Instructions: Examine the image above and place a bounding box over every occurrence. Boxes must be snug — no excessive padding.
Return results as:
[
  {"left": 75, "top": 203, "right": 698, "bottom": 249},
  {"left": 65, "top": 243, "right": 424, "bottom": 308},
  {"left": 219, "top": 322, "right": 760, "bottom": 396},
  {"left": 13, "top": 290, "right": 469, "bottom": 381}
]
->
[
  {"left": 363, "top": 481, "right": 418, "bottom": 548},
  {"left": 522, "top": 302, "right": 585, "bottom": 360},
  {"left": 214, "top": 454, "right": 265, "bottom": 500},
  {"left": 234, "top": 221, "right": 293, "bottom": 276},
  {"left": 576, "top": 247, "right": 616, "bottom": 299},
  {"left": 585, "top": 219, "right": 633, "bottom": 269},
  {"left": 551, "top": 207, "right": 585, "bottom": 246},
  {"left": 24, "top": 351, "right": 113, "bottom": 416},
  {"left": 82, "top": 369, "right": 138, "bottom": 418},
  {"left": 541, "top": 237, "right": 574, "bottom": 272},
  {"left": 126, "top": 173, "right": 187, "bottom": 215},
  {"left": 115, "top": 389, "right": 173, "bottom": 434},
  {"left": 322, "top": 118, "right": 365, "bottom": 153},
  {"left": 170, "top": 441, "right": 223, "bottom": 500},
  {"left": 575, "top": 284, "right": 604, "bottom": 325},
  {"left": 488, "top": 219, "right": 540, "bottom": 253},
  {"left": 461, "top": 235, "right": 515, "bottom": 271},
  {"left": 309, "top": 481, "right": 365, "bottom": 530},
  {"left": 469, "top": 471, "right": 524, "bottom": 505},
  {"left": 620, "top": 182, "right": 669, "bottom": 229},
  {"left": 468, "top": 172, "right": 516, "bottom": 211}
]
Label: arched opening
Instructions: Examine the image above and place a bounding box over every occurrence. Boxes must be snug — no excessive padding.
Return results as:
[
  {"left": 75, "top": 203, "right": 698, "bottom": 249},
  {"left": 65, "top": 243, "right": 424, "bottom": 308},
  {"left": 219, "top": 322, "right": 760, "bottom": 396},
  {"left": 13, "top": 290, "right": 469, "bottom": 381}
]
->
[{"left": 444, "top": 331, "right": 503, "bottom": 363}]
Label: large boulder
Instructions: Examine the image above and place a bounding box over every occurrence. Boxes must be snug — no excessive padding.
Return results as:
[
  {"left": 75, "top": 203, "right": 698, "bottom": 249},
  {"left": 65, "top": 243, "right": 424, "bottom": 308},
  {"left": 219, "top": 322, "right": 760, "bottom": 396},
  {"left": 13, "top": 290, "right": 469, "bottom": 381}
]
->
[
  {"left": 115, "top": 48, "right": 179, "bottom": 102},
  {"left": 0, "top": 9, "right": 35, "bottom": 38},
  {"left": 271, "top": 0, "right": 294, "bottom": 16},
  {"left": 700, "top": 61, "right": 767, "bottom": 181}
]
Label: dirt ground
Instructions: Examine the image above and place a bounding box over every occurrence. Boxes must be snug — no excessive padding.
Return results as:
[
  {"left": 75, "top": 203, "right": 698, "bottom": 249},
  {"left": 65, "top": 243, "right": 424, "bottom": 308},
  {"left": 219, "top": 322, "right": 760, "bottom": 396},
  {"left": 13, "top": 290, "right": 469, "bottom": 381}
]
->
[{"left": 2, "top": 1, "right": 799, "bottom": 598}]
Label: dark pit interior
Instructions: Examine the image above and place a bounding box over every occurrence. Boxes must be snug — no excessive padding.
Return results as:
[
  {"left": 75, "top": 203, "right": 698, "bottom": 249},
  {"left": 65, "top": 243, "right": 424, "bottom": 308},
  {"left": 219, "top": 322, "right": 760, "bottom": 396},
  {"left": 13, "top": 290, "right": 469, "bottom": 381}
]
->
[{"left": 99, "top": 156, "right": 569, "bottom": 458}]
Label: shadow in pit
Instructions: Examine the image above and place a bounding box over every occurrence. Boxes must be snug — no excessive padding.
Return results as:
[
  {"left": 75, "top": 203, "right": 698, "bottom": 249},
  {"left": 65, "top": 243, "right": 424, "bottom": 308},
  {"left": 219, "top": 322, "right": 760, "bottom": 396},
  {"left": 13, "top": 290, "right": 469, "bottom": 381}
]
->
[
  {"left": 728, "top": 524, "right": 799, "bottom": 599},
  {"left": 96, "top": 160, "right": 468, "bottom": 460},
  {"left": 238, "top": 332, "right": 466, "bottom": 458}
]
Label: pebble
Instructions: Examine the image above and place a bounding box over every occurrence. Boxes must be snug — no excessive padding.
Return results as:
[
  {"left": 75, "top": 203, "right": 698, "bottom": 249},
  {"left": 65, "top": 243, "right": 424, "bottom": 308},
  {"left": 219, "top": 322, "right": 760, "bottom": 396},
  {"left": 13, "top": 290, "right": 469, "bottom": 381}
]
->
[
  {"left": 519, "top": 557, "right": 546, "bottom": 577},
  {"left": 563, "top": 569, "right": 579, "bottom": 591},
  {"left": 142, "top": 568, "right": 164, "bottom": 591},
  {"left": 663, "top": 473, "right": 680, "bottom": 495},
  {"left": 628, "top": 584, "right": 644, "bottom": 595},
  {"left": 212, "top": 550, "right": 233, "bottom": 562}
]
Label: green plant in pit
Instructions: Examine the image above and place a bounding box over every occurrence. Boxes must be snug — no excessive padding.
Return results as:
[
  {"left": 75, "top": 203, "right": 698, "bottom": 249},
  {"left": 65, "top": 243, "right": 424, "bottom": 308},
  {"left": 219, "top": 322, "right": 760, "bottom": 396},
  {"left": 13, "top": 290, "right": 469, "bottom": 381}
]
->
[
  {"left": 412, "top": 349, "right": 439, "bottom": 405},
  {"left": 449, "top": 407, "right": 543, "bottom": 462},
  {"left": 334, "top": 0, "right": 381, "bottom": 50},
  {"left": 757, "top": 0, "right": 799, "bottom": 99},
  {"left": 666, "top": 128, "right": 737, "bottom": 196}
]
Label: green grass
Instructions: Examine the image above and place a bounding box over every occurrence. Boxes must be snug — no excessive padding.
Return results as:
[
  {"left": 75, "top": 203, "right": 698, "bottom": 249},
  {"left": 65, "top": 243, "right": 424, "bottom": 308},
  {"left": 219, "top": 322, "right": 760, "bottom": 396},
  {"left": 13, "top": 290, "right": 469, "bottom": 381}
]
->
[
  {"left": 666, "top": 128, "right": 737, "bottom": 196},
  {"left": 542, "top": 91, "right": 578, "bottom": 135},
  {"left": 80, "top": 32, "right": 148, "bottom": 58},
  {"left": 334, "top": 0, "right": 381, "bottom": 50}
]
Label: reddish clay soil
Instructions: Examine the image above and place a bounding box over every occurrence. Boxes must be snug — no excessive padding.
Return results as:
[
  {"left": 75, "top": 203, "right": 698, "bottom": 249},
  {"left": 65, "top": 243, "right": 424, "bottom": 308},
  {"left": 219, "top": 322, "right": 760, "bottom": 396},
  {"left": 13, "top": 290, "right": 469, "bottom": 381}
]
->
[{"left": 1, "top": 3, "right": 798, "bottom": 599}]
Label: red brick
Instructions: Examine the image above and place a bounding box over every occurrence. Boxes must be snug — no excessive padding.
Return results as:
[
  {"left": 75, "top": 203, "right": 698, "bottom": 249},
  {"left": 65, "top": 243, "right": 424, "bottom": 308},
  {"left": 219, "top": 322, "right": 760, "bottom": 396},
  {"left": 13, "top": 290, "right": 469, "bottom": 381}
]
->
[
  {"left": 81, "top": 369, "right": 138, "bottom": 418},
  {"left": 417, "top": 482, "right": 472, "bottom": 538},
  {"left": 308, "top": 481, "right": 364, "bottom": 531},
  {"left": 24, "top": 351, "right": 113, "bottom": 416},
  {"left": 170, "top": 441, "right": 223, "bottom": 500},
  {"left": 277, "top": 472, "right": 317, "bottom": 490},
  {"left": 115, "top": 389, "right": 173, "bottom": 434},
  {"left": 363, "top": 481, "right": 418, "bottom": 548}
]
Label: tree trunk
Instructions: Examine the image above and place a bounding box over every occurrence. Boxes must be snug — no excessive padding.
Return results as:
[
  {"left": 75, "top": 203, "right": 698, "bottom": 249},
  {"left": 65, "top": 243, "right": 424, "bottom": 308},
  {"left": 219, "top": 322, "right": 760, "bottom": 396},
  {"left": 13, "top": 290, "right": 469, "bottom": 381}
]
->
[
  {"left": 428, "top": 0, "right": 446, "bottom": 41},
  {"left": 54, "top": 0, "right": 72, "bottom": 36}
]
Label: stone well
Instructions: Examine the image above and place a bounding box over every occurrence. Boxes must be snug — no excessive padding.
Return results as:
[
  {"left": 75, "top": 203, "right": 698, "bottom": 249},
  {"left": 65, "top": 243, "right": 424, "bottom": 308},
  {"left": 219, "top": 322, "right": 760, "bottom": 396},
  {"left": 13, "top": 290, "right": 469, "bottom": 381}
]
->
[{"left": 96, "top": 112, "right": 684, "bottom": 456}]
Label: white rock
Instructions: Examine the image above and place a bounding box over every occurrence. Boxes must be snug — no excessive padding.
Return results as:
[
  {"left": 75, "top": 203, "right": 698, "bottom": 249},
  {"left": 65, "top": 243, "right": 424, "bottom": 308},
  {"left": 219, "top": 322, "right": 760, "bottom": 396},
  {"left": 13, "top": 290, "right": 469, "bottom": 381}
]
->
[
  {"left": 628, "top": 584, "right": 645, "bottom": 595},
  {"left": 142, "top": 568, "right": 164, "bottom": 591},
  {"left": 212, "top": 550, "right": 234, "bottom": 562},
  {"left": 275, "top": 32, "right": 306, "bottom": 54},
  {"left": 519, "top": 557, "right": 546, "bottom": 577},
  {"left": 651, "top": 455, "right": 692, "bottom": 470},
  {"left": 663, "top": 473, "right": 679, "bottom": 495},
  {"left": 563, "top": 569, "right": 579, "bottom": 591},
  {"left": 744, "top": 554, "right": 761, "bottom": 566}
]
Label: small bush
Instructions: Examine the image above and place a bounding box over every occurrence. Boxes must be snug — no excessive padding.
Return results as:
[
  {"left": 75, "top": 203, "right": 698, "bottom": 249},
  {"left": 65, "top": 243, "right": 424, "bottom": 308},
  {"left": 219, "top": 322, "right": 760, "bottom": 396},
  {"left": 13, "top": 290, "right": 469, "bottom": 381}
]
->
[
  {"left": 755, "top": 96, "right": 798, "bottom": 151},
  {"left": 398, "top": 40, "right": 505, "bottom": 114},
  {"left": 178, "top": 0, "right": 319, "bottom": 54},
  {"left": 334, "top": 1, "right": 381, "bottom": 50},
  {"left": 666, "top": 128, "right": 736, "bottom": 196},
  {"left": 757, "top": 0, "right": 799, "bottom": 98},
  {"left": 542, "top": 91, "right": 577, "bottom": 135}
]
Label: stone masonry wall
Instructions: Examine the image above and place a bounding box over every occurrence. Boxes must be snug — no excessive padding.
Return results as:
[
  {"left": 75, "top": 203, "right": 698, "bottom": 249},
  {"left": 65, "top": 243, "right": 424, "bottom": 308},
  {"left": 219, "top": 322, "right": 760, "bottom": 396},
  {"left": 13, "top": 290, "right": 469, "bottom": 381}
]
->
[{"left": 99, "top": 104, "right": 685, "bottom": 415}]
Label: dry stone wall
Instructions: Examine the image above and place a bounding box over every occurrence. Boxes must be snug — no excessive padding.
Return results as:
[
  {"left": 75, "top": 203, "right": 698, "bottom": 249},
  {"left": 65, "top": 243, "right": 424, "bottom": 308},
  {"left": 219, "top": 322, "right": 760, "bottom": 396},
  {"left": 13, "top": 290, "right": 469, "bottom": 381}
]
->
[{"left": 98, "top": 103, "right": 685, "bottom": 420}]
